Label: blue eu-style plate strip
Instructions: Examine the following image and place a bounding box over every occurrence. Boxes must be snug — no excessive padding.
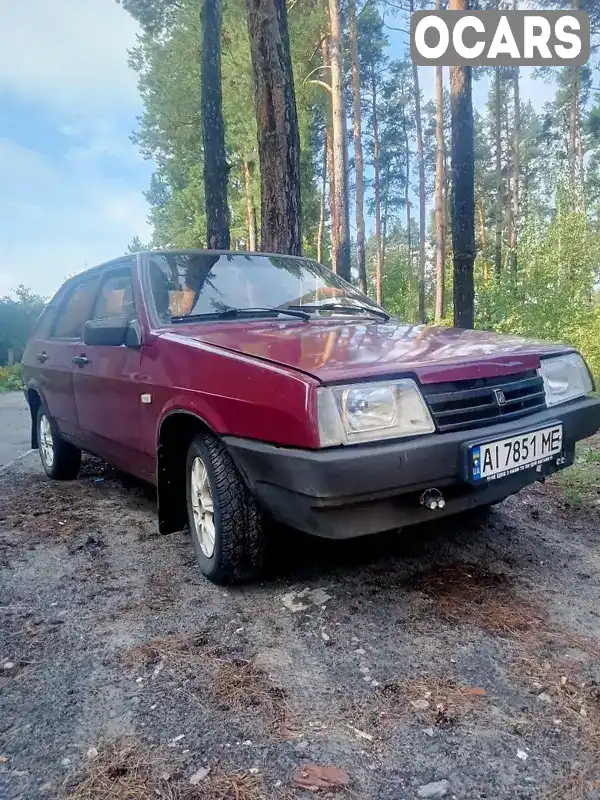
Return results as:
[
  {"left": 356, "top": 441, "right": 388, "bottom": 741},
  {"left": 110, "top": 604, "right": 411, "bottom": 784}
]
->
[{"left": 472, "top": 445, "right": 481, "bottom": 481}]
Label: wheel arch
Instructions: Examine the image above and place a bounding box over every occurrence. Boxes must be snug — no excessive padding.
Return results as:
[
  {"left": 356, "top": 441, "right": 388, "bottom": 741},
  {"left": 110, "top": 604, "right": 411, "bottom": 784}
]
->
[
  {"left": 26, "top": 387, "right": 43, "bottom": 449},
  {"left": 156, "top": 409, "right": 216, "bottom": 534}
]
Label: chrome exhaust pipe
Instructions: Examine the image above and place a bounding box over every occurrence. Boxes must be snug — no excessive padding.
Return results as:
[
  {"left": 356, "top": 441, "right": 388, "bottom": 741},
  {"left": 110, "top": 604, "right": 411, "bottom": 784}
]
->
[{"left": 420, "top": 488, "right": 446, "bottom": 511}]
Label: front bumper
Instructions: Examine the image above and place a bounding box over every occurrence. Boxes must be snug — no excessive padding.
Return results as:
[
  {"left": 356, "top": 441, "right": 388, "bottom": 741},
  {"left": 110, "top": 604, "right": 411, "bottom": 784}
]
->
[{"left": 224, "top": 395, "right": 600, "bottom": 539}]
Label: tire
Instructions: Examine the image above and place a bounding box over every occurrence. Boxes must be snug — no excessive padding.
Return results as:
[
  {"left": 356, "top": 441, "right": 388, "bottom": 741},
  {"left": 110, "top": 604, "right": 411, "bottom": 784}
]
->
[
  {"left": 185, "top": 432, "right": 265, "bottom": 585},
  {"left": 37, "top": 405, "right": 81, "bottom": 480}
]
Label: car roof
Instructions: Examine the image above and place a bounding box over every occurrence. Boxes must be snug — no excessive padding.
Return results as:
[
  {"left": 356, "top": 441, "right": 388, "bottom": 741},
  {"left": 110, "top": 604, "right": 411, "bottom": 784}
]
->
[
  {"left": 58, "top": 249, "right": 315, "bottom": 295},
  {"left": 140, "top": 249, "right": 310, "bottom": 261}
]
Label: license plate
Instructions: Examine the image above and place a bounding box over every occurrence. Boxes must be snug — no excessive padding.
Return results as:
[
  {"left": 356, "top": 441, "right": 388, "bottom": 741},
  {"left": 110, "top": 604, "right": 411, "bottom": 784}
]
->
[{"left": 469, "top": 424, "right": 563, "bottom": 482}]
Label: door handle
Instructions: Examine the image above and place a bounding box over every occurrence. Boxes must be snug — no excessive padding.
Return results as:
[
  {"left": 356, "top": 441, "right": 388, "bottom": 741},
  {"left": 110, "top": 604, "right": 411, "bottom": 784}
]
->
[
  {"left": 72, "top": 355, "right": 89, "bottom": 367},
  {"left": 36, "top": 352, "right": 48, "bottom": 363}
]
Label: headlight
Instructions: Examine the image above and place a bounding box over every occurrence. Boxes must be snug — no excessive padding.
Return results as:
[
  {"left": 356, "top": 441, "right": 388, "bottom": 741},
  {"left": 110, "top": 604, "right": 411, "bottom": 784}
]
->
[
  {"left": 317, "top": 379, "right": 435, "bottom": 446},
  {"left": 538, "top": 353, "right": 594, "bottom": 407}
]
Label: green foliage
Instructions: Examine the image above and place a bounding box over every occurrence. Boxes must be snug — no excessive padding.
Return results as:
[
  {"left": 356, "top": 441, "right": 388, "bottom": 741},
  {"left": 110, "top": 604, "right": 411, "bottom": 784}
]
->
[
  {"left": 551, "top": 438, "right": 600, "bottom": 509},
  {"left": 126, "top": 236, "right": 150, "bottom": 253},
  {"left": 122, "top": 0, "right": 600, "bottom": 390},
  {"left": 0, "top": 365, "right": 23, "bottom": 393},
  {"left": 124, "top": 0, "right": 324, "bottom": 252},
  {"left": 475, "top": 188, "right": 600, "bottom": 381},
  {"left": 0, "top": 286, "right": 46, "bottom": 366}
]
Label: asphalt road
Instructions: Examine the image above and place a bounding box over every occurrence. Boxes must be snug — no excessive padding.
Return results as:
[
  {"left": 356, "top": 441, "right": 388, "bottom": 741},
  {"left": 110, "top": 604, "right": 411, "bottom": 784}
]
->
[{"left": 0, "top": 392, "right": 32, "bottom": 469}]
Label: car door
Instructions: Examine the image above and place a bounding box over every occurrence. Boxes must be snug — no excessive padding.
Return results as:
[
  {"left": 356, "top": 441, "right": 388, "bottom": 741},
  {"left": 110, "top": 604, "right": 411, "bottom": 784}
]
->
[
  {"left": 72, "top": 262, "right": 151, "bottom": 477},
  {"left": 27, "top": 273, "right": 101, "bottom": 441}
]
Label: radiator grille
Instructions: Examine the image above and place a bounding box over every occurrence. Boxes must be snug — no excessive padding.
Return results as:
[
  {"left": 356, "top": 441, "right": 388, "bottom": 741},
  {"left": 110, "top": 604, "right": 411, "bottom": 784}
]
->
[{"left": 422, "top": 370, "right": 547, "bottom": 433}]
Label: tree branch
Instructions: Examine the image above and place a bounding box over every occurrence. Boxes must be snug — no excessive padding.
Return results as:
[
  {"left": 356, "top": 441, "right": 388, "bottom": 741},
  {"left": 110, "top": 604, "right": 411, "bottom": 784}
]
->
[
  {"left": 310, "top": 79, "right": 333, "bottom": 93},
  {"left": 381, "top": 0, "right": 410, "bottom": 11},
  {"left": 357, "top": 0, "right": 375, "bottom": 17},
  {"left": 382, "top": 15, "right": 409, "bottom": 33},
  {"left": 303, "top": 65, "right": 332, "bottom": 86}
]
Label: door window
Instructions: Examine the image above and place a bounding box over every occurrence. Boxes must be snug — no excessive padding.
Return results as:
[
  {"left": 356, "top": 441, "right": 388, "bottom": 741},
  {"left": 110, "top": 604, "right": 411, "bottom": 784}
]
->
[
  {"left": 92, "top": 271, "right": 137, "bottom": 322},
  {"left": 51, "top": 276, "right": 100, "bottom": 340}
]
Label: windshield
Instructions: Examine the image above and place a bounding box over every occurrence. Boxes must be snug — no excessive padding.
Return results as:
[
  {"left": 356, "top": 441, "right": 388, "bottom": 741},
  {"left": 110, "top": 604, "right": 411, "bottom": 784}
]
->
[{"left": 147, "top": 252, "right": 381, "bottom": 324}]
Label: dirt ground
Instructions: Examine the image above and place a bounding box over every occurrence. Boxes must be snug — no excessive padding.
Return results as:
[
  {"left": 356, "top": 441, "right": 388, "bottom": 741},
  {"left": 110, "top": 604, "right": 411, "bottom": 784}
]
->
[{"left": 1, "top": 436, "right": 599, "bottom": 800}]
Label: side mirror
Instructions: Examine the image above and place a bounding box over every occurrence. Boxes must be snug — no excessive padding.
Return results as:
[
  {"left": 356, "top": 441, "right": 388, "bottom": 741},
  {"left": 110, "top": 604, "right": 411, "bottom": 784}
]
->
[{"left": 83, "top": 317, "right": 141, "bottom": 348}]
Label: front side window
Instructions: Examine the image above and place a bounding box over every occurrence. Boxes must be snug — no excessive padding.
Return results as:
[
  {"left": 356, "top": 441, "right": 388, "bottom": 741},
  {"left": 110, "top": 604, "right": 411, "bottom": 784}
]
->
[
  {"left": 52, "top": 276, "right": 100, "bottom": 339},
  {"left": 147, "top": 252, "right": 380, "bottom": 324},
  {"left": 92, "top": 271, "right": 137, "bottom": 322}
]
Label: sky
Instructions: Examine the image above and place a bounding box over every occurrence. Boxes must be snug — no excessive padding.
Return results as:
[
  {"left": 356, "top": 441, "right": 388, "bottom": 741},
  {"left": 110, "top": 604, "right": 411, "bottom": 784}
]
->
[
  {"left": 0, "top": 0, "right": 152, "bottom": 299},
  {"left": 0, "top": 0, "right": 575, "bottom": 300}
]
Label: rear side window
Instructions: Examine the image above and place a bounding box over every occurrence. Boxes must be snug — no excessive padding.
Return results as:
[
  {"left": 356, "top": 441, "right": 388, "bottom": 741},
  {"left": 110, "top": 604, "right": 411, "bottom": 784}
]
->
[
  {"left": 32, "top": 284, "right": 71, "bottom": 339},
  {"left": 30, "top": 304, "right": 56, "bottom": 340},
  {"left": 92, "top": 271, "right": 137, "bottom": 322},
  {"left": 52, "top": 276, "right": 100, "bottom": 339}
]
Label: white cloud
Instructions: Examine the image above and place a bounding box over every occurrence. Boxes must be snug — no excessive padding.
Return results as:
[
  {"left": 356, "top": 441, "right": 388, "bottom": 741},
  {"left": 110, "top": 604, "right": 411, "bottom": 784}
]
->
[
  {"left": 0, "top": 139, "right": 152, "bottom": 298},
  {"left": 0, "top": 0, "right": 141, "bottom": 113},
  {"left": 0, "top": 0, "right": 153, "bottom": 298}
]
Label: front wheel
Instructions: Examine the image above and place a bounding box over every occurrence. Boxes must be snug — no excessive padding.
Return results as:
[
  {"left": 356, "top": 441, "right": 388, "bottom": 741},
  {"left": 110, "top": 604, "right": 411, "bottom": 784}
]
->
[
  {"left": 185, "top": 433, "right": 265, "bottom": 584},
  {"left": 37, "top": 406, "right": 81, "bottom": 480}
]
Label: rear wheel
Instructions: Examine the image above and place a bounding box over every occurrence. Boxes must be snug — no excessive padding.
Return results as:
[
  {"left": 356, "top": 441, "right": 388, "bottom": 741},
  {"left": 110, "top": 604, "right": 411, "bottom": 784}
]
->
[
  {"left": 37, "top": 406, "right": 81, "bottom": 480},
  {"left": 185, "top": 432, "right": 265, "bottom": 584}
]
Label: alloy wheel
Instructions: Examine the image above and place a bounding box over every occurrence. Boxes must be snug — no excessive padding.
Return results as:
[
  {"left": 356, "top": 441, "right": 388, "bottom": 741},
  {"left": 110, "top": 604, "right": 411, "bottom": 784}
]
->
[
  {"left": 39, "top": 414, "right": 55, "bottom": 469},
  {"left": 189, "top": 455, "right": 216, "bottom": 558}
]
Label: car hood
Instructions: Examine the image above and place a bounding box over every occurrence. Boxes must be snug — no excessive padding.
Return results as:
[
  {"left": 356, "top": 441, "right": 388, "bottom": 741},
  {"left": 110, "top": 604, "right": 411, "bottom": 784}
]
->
[{"left": 161, "top": 318, "right": 571, "bottom": 384}]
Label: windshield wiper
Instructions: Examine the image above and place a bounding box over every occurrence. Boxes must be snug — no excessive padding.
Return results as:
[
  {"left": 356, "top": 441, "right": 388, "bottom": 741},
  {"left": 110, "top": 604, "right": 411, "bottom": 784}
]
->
[
  {"left": 286, "top": 303, "right": 390, "bottom": 322},
  {"left": 170, "top": 306, "right": 310, "bottom": 323}
]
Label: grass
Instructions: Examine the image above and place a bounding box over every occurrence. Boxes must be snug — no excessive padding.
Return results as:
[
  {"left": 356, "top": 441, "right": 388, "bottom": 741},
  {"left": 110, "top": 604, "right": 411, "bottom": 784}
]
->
[
  {"left": 63, "top": 738, "right": 265, "bottom": 800},
  {"left": 551, "top": 437, "right": 600, "bottom": 509},
  {"left": 0, "top": 364, "right": 22, "bottom": 393},
  {"left": 64, "top": 740, "right": 158, "bottom": 800},
  {"left": 378, "top": 675, "right": 490, "bottom": 730},
  {"left": 409, "top": 562, "right": 547, "bottom": 638},
  {"left": 120, "top": 634, "right": 290, "bottom": 732},
  {"left": 119, "top": 633, "right": 218, "bottom": 671},
  {"left": 516, "top": 655, "right": 600, "bottom": 800}
]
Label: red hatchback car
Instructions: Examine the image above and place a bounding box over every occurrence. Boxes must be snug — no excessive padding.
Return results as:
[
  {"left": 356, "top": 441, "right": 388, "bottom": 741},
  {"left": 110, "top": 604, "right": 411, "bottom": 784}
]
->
[{"left": 22, "top": 250, "right": 600, "bottom": 583}]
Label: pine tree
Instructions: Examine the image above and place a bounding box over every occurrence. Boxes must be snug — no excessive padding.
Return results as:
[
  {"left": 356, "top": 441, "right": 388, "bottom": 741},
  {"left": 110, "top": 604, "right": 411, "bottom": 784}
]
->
[
  {"left": 201, "top": 0, "right": 230, "bottom": 249},
  {"left": 245, "top": 0, "right": 302, "bottom": 254},
  {"left": 449, "top": 0, "right": 475, "bottom": 329}
]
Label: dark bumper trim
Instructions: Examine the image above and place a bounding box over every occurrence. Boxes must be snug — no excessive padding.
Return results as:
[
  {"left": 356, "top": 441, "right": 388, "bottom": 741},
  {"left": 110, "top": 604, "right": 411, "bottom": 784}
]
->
[{"left": 224, "top": 395, "right": 600, "bottom": 539}]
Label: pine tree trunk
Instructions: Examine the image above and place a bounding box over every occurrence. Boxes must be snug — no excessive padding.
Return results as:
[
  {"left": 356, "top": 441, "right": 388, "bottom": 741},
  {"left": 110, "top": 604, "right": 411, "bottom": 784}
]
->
[
  {"left": 568, "top": 0, "right": 581, "bottom": 186},
  {"left": 326, "top": 120, "right": 337, "bottom": 271},
  {"left": 348, "top": 0, "right": 367, "bottom": 294},
  {"left": 577, "top": 94, "right": 584, "bottom": 190},
  {"left": 243, "top": 160, "right": 258, "bottom": 251},
  {"left": 321, "top": 39, "right": 337, "bottom": 272},
  {"left": 505, "top": 100, "right": 513, "bottom": 277},
  {"left": 382, "top": 161, "right": 390, "bottom": 272},
  {"left": 477, "top": 194, "right": 489, "bottom": 286},
  {"left": 245, "top": 0, "right": 302, "bottom": 254},
  {"left": 328, "top": 0, "right": 351, "bottom": 281},
  {"left": 569, "top": 67, "right": 578, "bottom": 185},
  {"left": 509, "top": 62, "right": 519, "bottom": 273},
  {"left": 434, "top": 57, "right": 445, "bottom": 322},
  {"left": 317, "top": 131, "right": 327, "bottom": 264},
  {"left": 413, "top": 67, "right": 426, "bottom": 323},
  {"left": 410, "top": 0, "right": 426, "bottom": 324},
  {"left": 201, "top": 0, "right": 230, "bottom": 249},
  {"left": 404, "top": 119, "right": 412, "bottom": 296},
  {"left": 449, "top": 0, "right": 475, "bottom": 329},
  {"left": 372, "top": 65, "right": 383, "bottom": 306},
  {"left": 494, "top": 67, "right": 502, "bottom": 278}
]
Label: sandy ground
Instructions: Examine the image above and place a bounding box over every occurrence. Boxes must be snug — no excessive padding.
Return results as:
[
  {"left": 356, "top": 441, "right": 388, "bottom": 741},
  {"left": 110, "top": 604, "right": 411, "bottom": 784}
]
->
[{"left": 1, "top": 437, "right": 599, "bottom": 800}]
